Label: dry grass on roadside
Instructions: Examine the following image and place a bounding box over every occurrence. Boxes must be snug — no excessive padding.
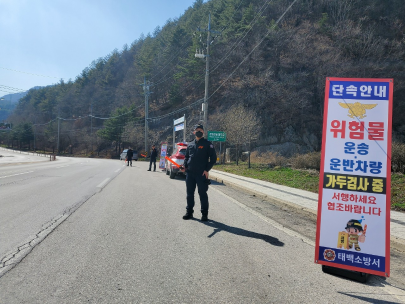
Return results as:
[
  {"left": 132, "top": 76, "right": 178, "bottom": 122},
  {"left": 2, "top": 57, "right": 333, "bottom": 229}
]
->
[
  {"left": 249, "top": 151, "right": 287, "bottom": 167},
  {"left": 289, "top": 152, "right": 321, "bottom": 170},
  {"left": 217, "top": 148, "right": 405, "bottom": 212},
  {"left": 249, "top": 151, "right": 321, "bottom": 170},
  {"left": 392, "top": 142, "right": 405, "bottom": 174}
]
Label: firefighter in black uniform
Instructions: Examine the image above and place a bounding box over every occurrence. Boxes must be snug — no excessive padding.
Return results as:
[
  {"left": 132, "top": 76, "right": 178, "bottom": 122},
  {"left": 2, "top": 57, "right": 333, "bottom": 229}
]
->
[
  {"left": 181, "top": 124, "right": 217, "bottom": 221},
  {"left": 126, "top": 147, "right": 134, "bottom": 166},
  {"left": 147, "top": 145, "right": 158, "bottom": 171}
]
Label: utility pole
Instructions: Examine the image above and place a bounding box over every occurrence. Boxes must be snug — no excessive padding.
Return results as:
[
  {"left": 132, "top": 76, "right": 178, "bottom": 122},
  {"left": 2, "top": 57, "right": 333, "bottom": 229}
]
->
[
  {"left": 57, "top": 107, "right": 60, "bottom": 155},
  {"left": 90, "top": 102, "right": 93, "bottom": 152},
  {"left": 172, "top": 119, "right": 175, "bottom": 154},
  {"left": 183, "top": 114, "right": 186, "bottom": 143},
  {"left": 141, "top": 76, "right": 153, "bottom": 153},
  {"left": 34, "top": 114, "right": 36, "bottom": 152},
  {"left": 195, "top": 13, "right": 220, "bottom": 131}
]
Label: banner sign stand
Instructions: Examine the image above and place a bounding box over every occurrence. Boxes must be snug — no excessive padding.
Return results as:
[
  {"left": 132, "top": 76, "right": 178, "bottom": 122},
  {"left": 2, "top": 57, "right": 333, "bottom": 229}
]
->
[
  {"left": 159, "top": 142, "right": 168, "bottom": 169},
  {"left": 315, "top": 77, "right": 393, "bottom": 279},
  {"left": 321, "top": 265, "right": 369, "bottom": 283}
]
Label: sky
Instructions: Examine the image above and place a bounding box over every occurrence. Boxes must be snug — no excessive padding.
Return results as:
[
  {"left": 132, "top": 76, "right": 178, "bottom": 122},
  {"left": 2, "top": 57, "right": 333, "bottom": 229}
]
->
[{"left": 0, "top": 0, "right": 199, "bottom": 98}]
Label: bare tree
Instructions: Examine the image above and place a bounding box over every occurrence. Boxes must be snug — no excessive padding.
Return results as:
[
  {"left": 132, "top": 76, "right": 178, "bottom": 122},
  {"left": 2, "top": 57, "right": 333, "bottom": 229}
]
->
[
  {"left": 124, "top": 123, "right": 144, "bottom": 152},
  {"left": 222, "top": 103, "right": 261, "bottom": 165},
  {"left": 323, "top": 0, "right": 354, "bottom": 25},
  {"left": 148, "top": 129, "right": 161, "bottom": 149}
]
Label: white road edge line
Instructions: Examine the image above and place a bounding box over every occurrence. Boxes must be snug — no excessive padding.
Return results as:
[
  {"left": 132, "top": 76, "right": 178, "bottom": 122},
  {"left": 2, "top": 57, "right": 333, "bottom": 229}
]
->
[
  {"left": 96, "top": 178, "right": 110, "bottom": 188},
  {"left": 114, "top": 169, "right": 121, "bottom": 173},
  {"left": 211, "top": 186, "right": 405, "bottom": 303},
  {"left": 0, "top": 171, "right": 34, "bottom": 179}
]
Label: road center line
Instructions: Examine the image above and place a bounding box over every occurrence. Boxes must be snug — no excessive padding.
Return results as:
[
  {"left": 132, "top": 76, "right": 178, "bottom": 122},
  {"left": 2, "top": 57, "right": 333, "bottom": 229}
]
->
[
  {"left": 0, "top": 171, "right": 34, "bottom": 179},
  {"left": 96, "top": 178, "right": 110, "bottom": 188}
]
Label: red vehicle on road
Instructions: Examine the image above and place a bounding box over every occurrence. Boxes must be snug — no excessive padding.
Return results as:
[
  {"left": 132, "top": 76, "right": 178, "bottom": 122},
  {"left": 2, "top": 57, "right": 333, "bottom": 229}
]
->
[{"left": 166, "top": 143, "right": 187, "bottom": 179}]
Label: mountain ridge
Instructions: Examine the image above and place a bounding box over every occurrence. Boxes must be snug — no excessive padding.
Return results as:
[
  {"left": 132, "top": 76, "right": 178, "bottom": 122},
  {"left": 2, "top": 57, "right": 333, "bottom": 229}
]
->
[{"left": 3, "top": 0, "right": 405, "bottom": 154}]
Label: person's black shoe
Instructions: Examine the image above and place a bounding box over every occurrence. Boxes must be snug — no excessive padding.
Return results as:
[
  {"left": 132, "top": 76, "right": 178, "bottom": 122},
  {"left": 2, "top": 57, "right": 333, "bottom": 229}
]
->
[
  {"left": 201, "top": 214, "right": 208, "bottom": 222},
  {"left": 147, "top": 169, "right": 151, "bottom": 171},
  {"left": 182, "top": 213, "right": 193, "bottom": 220}
]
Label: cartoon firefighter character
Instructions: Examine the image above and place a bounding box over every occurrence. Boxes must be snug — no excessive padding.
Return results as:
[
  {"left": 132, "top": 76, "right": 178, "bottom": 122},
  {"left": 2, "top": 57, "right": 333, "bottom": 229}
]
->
[{"left": 345, "top": 219, "right": 367, "bottom": 251}]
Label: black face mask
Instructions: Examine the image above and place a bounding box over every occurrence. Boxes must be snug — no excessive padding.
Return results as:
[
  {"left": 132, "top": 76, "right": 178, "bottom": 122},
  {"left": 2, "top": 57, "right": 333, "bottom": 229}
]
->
[{"left": 195, "top": 131, "right": 203, "bottom": 138}]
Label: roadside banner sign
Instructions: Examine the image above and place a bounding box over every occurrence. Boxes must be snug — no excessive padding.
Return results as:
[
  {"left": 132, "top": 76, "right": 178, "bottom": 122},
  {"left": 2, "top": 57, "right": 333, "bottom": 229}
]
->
[
  {"left": 315, "top": 78, "right": 393, "bottom": 277},
  {"left": 208, "top": 131, "right": 226, "bottom": 142},
  {"left": 159, "top": 142, "right": 167, "bottom": 169}
]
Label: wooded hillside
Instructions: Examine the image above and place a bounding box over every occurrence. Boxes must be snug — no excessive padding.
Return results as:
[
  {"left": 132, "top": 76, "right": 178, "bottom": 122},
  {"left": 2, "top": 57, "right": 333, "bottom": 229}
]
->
[{"left": 4, "top": 0, "right": 405, "bottom": 156}]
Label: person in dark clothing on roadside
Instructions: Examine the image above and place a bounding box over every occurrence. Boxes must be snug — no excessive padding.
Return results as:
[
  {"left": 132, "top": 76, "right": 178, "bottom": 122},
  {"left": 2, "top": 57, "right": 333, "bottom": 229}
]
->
[
  {"left": 180, "top": 124, "right": 216, "bottom": 221},
  {"left": 147, "top": 145, "right": 158, "bottom": 171},
  {"left": 126, "top": 148, "right": 134, "bottom": 167}
]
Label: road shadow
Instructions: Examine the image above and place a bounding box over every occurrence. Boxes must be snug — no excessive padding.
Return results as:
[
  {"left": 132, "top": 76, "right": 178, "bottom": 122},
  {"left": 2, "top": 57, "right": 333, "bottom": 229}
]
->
[
  {"left": 337, "top": 292, "right": 402, "bottom": 304},
  {"left": 210, "top": 180, "right": 225, "bottom": 187},
  {"left": 163, "top": 174, "right": 226, "bottom": 188},
  {"left": 371, "top": 276, "right": 405, "bottom": 292},
  {"left": 200, "top": 219, "right": 284, "bottom": 247}
]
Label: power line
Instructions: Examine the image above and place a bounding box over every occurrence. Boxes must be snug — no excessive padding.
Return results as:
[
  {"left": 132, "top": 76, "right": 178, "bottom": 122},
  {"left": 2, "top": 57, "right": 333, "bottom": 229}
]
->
[
  {"left": 0, "top": 84, "right": 27, "bottom": 94},
  {"left": 0, "top": 67, "right": 60, "bottom": 79},
  {"left": 149, "top": 1, "right": 294, "bottom": 127},
  {"left": 0, "top": 89, "right": 17, "bottom": 94},
  {"left": 148, "top": 98, "right": 204, "bottom": 121},
  {"left": 0, "top": 84, "right": 26, "bottom": 91},
  {"left": 208, "top": 0, "right": 299, "bottom": 102},
  {"left": 2, "top": 104, "right": 144, "bottom": 136},
  {"left": 90, "top": 104, "right": 143, "bottom": 120},
  {"left": 35, "top": 118, "right": 58, "bottom": 126},
  {"left": 210, "top": 0, "right": 274, "bottom": 75},
  {"left": 3, "top": 1, "right": 297, "bottom": 142},
  {"left": 151, "top": 0, "right": 271, "bottom": 113},
  {"left": 150, "top": 42, "right": 191, "bottom": 82},
  {"left": 219, "top": 0, "right": 245, "bottom": 32},
  {"left": 134, "top": 1, "right": 299, "bottom": 137},
  {"left": 150, "top": 0, "right": 229, "bottom": 86}
]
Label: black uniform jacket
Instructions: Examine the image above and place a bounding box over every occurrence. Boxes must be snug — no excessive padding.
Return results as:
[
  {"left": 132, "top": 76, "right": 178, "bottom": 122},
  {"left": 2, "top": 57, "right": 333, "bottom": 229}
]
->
[
  {"left": 127, "top": 149, "right": 133, "bottom": 159},
  {"left": 184, "top": 137, "right": 217, "bottom": 174},
  {"left": 150, "top": 148, "right": 158, "bottom": 161}
]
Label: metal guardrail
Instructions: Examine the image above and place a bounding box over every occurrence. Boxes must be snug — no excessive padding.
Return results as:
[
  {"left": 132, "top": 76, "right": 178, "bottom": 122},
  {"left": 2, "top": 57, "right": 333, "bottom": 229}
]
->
[{"left": 0, "top": 147, "right": 56, "bottom": 161}]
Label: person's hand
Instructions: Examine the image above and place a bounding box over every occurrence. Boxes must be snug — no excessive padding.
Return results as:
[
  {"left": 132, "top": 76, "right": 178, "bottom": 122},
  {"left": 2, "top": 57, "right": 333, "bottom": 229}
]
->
[
  {"left": 202, "top": 170, "right": 209, "bottom": 179},
  {"left": 359, "top": 235, "right": 366, "bottom": 243},
  {"left": 180, "top": 165, "right": 186, "bottom": 172}
]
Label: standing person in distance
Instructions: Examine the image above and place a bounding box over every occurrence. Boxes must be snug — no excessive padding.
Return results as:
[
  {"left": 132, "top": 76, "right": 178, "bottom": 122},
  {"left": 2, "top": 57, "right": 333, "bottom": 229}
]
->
[
  {"left": 126, "top": 147, "right": 134, "bottom": 167},
  {"left": 147, "top": 145, "right": 158, "bottom": 171},
  {"left": 181, "top": 124, "right": 217, "bottom": 221}
]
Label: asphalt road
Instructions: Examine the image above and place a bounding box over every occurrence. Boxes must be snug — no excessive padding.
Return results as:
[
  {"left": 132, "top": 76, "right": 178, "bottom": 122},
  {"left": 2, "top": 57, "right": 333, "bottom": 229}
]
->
[
  {"left": 0, "top": 154, "right": 404, "bottom": 303},
  {"left": 0, "top": 150, "right": 125, "bottom": 276}
]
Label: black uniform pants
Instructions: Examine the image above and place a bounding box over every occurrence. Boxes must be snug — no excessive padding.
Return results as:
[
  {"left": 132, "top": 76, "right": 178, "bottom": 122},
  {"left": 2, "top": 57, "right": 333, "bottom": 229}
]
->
[
  {"left": 149, "top": 159, "right": 156, "bottom": 171},
  {"left": 186, "top": 171, "right": 209, "bottom": 215},
  {"left": 127, "top": 158, "right": 132, "bottom": 166}
]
